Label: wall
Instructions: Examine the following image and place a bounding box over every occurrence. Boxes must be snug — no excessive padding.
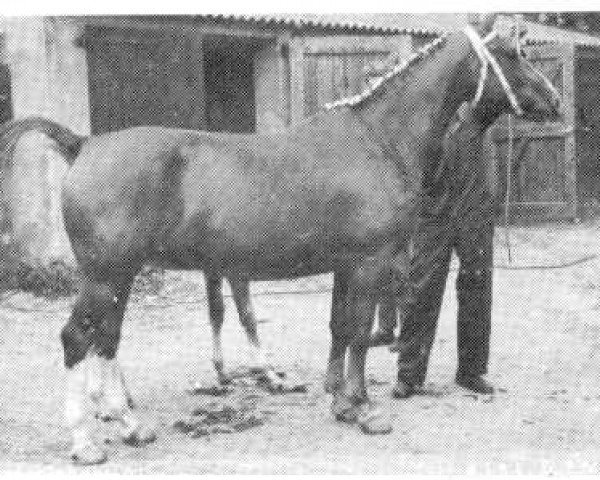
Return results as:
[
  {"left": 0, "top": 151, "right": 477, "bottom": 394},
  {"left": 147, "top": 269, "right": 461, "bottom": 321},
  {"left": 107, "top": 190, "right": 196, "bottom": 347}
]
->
[
  {"left": 0, "top": 15, "right": 429, "bottom": 269},
  {"left": 0, "top": 16, "right": 91, "bottom": 267},
  {"left": 254, "top": 38, "right": 290, "bottom": 132}
]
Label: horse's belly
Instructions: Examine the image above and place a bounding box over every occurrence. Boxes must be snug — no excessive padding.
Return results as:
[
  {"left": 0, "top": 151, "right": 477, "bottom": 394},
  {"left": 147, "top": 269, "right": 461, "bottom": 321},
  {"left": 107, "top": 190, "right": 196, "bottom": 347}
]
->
[
  {"left": 157, "top": 236, "right": 360, "bottom": 279},
  {"left": 158, "top": 165, "right": 415, "bottom": 277}
]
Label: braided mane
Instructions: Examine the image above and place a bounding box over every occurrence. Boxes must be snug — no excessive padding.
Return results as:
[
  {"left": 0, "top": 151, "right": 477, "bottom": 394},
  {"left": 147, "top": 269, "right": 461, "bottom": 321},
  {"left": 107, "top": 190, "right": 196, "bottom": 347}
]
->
[{"left": 324, "top": 33, "right": 450, "bottom": 110}]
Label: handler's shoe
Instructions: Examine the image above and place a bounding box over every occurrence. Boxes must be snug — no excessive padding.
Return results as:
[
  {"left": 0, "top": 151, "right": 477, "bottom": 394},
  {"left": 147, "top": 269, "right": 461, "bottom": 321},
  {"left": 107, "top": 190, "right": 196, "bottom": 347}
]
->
[
  {"left": 369, "top": 329, "right": 396, "bottom": 347},
  {"left": 391, "top": 379, "right": 416, "bottom": 399},
  {"left": 455, "top": 374, "right": 495, "bottom": 394}
]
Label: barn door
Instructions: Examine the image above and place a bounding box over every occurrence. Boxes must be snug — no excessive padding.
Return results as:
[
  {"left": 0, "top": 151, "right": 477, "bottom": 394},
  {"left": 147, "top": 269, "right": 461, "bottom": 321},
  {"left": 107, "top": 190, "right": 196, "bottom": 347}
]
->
[
  {"left": 575, "top": 47, "right": 600, "bottom": 206},
  {"left": 289, "top": 36, "right": 412, "bottom": 122},
  {"left": 490, "top": 43, "right": 576, "bottom": 221},
  {"left": 0, "top": 63, "right": 12, "bottom": 125},
  {"left": 83, "top": 26, "right": 205, "bottom": 134},
  {"left": 0, "top": 62, "right": 12, "bottom": 255}
]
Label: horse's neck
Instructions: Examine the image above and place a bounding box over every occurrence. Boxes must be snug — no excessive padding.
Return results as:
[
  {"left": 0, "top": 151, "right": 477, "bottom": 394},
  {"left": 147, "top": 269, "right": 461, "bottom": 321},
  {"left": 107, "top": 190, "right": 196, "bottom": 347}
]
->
[{"left": 356, "top": 32, "right": 475, "bottom": 159}]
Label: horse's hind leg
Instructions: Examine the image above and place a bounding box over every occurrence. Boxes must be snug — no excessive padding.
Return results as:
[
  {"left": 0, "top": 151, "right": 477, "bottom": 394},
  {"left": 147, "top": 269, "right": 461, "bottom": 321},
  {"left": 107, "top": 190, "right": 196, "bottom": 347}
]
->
[
  {"left": 206, "top": 275, "right": 229, "bottom": 384},
  {"left": 61, "top": 281, "right": 105, "bottom": 465},
  {"left": 62, "top": 277, "right": 123, "bottom": 464},
  {"left": 62, "top": 275, "right": 154, "bottom": 464},
  {"left": 228, "top": 277, "right": 282, "bottom": 390},
  {"left": 93, "top": 290, "right": 136, "bottom": 422},
  {"left": 91, "top": 274, "right": 156, "bottom": 447}
]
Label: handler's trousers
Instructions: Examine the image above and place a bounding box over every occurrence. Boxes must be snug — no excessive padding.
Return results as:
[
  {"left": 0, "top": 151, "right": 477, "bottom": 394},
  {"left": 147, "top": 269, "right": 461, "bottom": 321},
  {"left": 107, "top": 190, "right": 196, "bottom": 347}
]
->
[{"left": 392, "top": 214, "right": 493, "bottom": 386}]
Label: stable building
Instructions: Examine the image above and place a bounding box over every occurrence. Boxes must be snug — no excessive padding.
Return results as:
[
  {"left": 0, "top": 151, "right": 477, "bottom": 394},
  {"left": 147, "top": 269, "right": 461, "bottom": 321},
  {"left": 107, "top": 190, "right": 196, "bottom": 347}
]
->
[
  {"left": 489, "top": 20, "right": 600, "bottom": 221},
  {"left": 0, "top": 14, "right": 445, "bottom": 267},
  {"left": 1, "top": 14, "right": 600, "bottom": 270}
]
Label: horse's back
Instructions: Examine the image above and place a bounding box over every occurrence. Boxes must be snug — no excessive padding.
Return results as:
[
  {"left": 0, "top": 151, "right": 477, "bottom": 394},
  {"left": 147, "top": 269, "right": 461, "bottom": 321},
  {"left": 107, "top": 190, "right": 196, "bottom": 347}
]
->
[{"left": 61, "top": 116, "right": 415, "bottom": 278}]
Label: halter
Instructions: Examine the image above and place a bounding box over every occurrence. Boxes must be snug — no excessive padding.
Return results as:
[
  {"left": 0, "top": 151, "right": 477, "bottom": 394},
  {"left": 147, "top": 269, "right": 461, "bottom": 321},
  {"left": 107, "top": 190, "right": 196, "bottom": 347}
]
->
[{"left": 463, "top": 25, "right": 524, "bottom": 116}]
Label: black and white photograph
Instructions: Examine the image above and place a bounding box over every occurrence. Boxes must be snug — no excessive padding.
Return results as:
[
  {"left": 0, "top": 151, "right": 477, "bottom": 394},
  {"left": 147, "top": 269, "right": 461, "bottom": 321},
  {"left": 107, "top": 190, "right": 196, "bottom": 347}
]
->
[{"left": 1, "top": 2, "right": 600, "bottom": 474}]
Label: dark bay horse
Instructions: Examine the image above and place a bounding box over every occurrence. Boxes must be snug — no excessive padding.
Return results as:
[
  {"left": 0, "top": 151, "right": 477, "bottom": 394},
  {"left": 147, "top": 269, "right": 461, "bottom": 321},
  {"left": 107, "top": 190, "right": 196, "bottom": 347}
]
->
[{"left": 0, "top": 16, "right": 560, "bottom": 465}]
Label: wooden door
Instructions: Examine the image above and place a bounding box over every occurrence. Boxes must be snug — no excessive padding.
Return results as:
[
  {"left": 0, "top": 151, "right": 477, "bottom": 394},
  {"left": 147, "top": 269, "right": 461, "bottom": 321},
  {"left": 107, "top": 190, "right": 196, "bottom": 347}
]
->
[
  {"left": 0, "top": 63, "right": 12, "bottom": 126},
  {"left": 83, "top": 26, "right": 205, "bottom": 134},
  {"left": 575, "top": 48, "right": 600, "bottom": 205},
  {"left": 289, "top": 36, "right": 412, "bottom": 122},
  {"left": 0, "top": 62, "right": 12, "bottom": 250},
  {"left": 490, "top": 43, "right": 576, "bottom": 221}
]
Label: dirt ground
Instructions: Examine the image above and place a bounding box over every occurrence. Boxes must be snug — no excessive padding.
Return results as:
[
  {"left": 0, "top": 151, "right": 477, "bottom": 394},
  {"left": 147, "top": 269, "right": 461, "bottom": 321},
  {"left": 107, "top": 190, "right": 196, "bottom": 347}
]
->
[{"left": 2, "top": 221, "right": 600, "bottom": 474}]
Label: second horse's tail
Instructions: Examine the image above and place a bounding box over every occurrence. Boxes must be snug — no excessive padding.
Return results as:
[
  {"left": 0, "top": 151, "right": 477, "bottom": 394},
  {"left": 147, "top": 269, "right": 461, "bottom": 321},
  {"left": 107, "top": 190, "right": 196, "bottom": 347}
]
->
[{"left": 0, "top": 116, "right": 87, "bottom": 167}]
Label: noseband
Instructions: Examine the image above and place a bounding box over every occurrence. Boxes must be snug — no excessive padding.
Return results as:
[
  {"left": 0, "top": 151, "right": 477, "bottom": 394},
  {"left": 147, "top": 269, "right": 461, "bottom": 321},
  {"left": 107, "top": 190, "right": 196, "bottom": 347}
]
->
[{"left": 463, "top": 25, "right": 524, "bottom": 116}]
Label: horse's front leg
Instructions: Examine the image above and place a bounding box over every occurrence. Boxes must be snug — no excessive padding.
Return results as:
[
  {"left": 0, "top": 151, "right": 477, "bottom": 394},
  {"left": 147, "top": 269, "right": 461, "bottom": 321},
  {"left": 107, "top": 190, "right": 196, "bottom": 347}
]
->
[
  {"left": 92, "top": 277, "right": 156, "bottom": 448},
  {"left": 344, "top": 265, "right": 392, "bottom": 434},
  {"left": 326, "top": 271, "right": 356, "bottom": 419}
]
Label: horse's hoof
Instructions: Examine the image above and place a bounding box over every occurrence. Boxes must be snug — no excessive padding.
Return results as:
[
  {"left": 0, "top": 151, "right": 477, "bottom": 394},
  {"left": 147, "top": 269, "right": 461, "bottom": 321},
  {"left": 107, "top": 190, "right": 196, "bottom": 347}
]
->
[
  {"left": 323, "top": 378, "right": 343, "bottom": 394},
  {"left": 264, "top": 372, "right": 285, "bottom": 393},
  {"left": 357, "top": 403, "right": 392, "bottom": 435},
  {"left": 70, "top": 442, "right": 107, "bottom": 465},
  {"left": 335, "top": 406, "right": 358, "bottom": 423},
  {"left": 331, "top": 395, "right": 357, "bottom": 423},
  {"left": 266, "top": 381, "right": 284, "bottom": 394},
  {"left": 122, "top": 425, "right": 157, "bottom": 447}
]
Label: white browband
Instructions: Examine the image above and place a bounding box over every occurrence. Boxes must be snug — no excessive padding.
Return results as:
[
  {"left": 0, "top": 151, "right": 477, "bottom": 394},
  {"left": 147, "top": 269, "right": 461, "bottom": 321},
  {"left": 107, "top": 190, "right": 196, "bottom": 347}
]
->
[{"left": 463, "top": 25, "right": 524, "bottom": 116}]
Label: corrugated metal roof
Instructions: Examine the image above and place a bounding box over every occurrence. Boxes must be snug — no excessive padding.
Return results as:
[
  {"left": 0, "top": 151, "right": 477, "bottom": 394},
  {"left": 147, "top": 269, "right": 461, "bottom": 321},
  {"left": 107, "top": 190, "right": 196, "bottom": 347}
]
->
[
  {"left": 522, "top": 20, "right": 600, "bottom": 47},
  {"left": 198, "top": 13, "right": 447, "bottom": 36},
  {"left": 198, "top": 13, "right": 600, "bottom": 47},
  {"left": 429, "top": 15, "right": 600, "bottom": 47}
]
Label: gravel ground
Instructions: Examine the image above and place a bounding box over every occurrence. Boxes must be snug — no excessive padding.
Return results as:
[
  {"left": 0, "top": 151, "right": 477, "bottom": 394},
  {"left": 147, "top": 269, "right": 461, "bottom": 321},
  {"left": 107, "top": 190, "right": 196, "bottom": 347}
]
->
[{"left": 1, "top": 221, "right": 600, "bottom": 474}]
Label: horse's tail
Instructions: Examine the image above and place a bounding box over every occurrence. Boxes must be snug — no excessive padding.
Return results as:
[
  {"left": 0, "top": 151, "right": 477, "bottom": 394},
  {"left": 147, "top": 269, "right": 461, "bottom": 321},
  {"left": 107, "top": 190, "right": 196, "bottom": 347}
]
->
[{"left": 0, "top": 116, "right": 87, "bottom": 167}]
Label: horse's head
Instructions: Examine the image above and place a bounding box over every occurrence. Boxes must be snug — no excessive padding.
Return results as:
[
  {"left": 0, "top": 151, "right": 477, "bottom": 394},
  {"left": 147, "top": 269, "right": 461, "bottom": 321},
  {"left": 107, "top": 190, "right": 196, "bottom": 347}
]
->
[{"left": 464, "top": 14, "right": 562, "bottom": 123}]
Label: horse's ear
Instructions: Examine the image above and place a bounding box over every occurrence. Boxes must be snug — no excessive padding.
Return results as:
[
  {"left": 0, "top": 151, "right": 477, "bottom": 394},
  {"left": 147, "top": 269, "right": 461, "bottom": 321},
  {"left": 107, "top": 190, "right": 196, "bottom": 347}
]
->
[
  {"left": 515, "top": 14, "right": 528, "bottom": 39},
  {"left": 471, "top": 13, "right": 498, "bottom": 36}
]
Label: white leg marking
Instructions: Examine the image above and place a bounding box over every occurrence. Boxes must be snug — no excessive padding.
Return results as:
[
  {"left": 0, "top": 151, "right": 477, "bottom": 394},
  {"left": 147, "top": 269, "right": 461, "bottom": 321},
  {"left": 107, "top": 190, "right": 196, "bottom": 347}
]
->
[
  {"left": 249, "top": 342, "right": 268, "bottom": 370},
  {"left": 104, "top": 359, "right": 141, "bottom": 439},
  {"left": 86, "top": 351, "right": 106, "bottom": 405},
  {"left": 212, "top": 329, "right": 224, "bottom": 369},
  {"left": 65, "top": 358, "right": 94, "bottom": 451},
  {"left": 248, "top": 342, "right": 282, "bottom": 389}
]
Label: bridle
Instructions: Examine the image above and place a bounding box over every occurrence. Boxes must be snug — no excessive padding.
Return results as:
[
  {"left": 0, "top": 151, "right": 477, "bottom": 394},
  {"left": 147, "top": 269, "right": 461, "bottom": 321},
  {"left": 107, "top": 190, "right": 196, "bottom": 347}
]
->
[
  {"left": 462, "top": 24, "right": 524, "bottom": 116},
  {"left": 464, "top": 19, "right": 562, "bottom": 265}
]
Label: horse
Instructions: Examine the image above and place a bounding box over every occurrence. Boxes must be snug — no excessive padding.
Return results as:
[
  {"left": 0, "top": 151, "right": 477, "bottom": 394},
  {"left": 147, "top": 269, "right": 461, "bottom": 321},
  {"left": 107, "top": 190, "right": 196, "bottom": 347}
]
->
[{"left": 0, "top": 15, "right": 560, "bottom": 465}]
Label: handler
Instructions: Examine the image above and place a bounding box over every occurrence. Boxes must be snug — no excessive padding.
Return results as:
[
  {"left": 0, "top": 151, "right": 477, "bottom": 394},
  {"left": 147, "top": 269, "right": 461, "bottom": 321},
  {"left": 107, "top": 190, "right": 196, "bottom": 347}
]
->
[{"left": 370, "top": 101, "right": 497, "bottom": 396}]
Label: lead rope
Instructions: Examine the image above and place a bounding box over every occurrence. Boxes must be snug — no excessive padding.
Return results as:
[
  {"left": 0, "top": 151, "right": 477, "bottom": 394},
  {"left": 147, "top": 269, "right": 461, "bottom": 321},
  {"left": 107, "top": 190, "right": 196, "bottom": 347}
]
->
[
  {"left": 503, "top": 16, "right": 522, "bottom": 264},
  {"left": 464, "top": 21, "right": 526, "bottom": 264},
  {"left": 504, "top": 113, "right": 514, "bottom": 263}
]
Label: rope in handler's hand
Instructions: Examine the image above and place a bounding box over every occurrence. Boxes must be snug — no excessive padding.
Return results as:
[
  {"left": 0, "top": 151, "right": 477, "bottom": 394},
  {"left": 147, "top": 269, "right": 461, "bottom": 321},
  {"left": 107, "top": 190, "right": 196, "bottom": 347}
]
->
[
  {"left": 504, "top": 113, "right": 514, "bottom": 264},
  {"left": 491, "top": 253, "right": 598, "bottom": 270}
]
